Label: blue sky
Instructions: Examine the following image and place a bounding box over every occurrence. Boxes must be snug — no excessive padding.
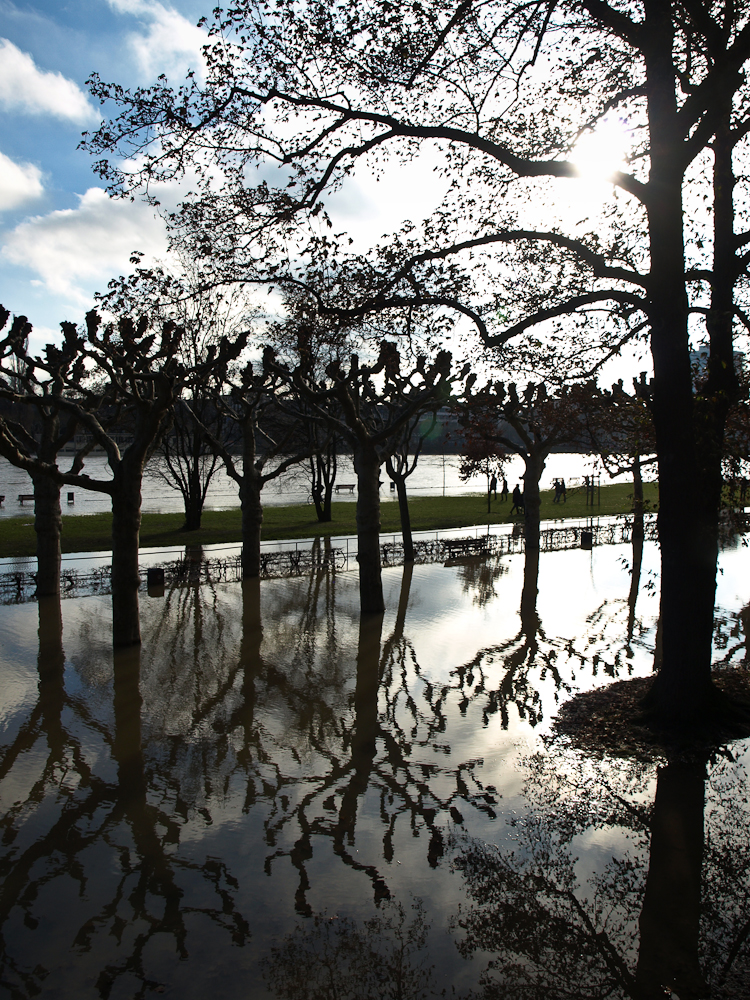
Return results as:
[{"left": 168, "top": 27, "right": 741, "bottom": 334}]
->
[{"left": 0, "top": 0, "right": 211, "bottom": 352}]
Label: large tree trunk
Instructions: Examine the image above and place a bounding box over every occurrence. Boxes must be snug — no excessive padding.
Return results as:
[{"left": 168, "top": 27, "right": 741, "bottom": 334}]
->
[
  {"left": 353, "top": 442, "right": 385, "bottom": 613},
  {"left": 240, "top": 469, "right": 264, "bottom": 579},
  {"left": 522, "top": 449, "right": 546, "bottom": 553},
  {"left": 641, "top": 4, "right": 723, "bottom": 723},
  {"left": 37, "top": 596, "right": 65, "bottom": 744},
  {"left": 110, "top": 460, "right": 144, "bottom": 647},
  {"left": 32, "top": 469, "right": 62, "bottom": 598}
]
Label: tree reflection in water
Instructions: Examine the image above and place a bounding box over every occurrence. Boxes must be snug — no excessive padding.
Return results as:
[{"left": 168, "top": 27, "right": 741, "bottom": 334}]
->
[
  {"left": 451, "top": 529, "right": 661, "bottom": 731},
  {"left": 451, "top": 747, "right": 750, "bottom": 999},
  {"left": 1, "top": 536, "right": 749, "bottom": 997},
  {"left": 262, "top": 898, "right": 450, "bottom": 1000}
]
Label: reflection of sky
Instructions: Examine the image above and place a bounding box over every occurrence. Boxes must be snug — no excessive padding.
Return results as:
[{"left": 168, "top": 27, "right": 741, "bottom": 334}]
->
[{"left": 1, "top": 539, "right": 750, "bottom": 997}]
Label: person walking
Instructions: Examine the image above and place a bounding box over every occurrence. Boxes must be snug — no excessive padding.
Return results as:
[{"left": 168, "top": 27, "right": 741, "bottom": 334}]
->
[
  {"left": 510, "top": 484, "right": 524, "bottom": 516},
  {"left": 489, "top": 473, "right": 498, "bottom": 500},
  {"left": 560, "top": 478, "right": 567, "bottom": 503},
  {"left": 500, "top": 476, "right": 508, "bottom": 501},
  {"left": 553, "top": 478, "right": 561, "bottom": 503}
]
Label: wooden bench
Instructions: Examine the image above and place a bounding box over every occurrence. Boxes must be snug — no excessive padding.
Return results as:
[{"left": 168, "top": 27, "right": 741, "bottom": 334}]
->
[
  {"left": 334, "top": 483, "right": 356, "bottom": 494},
  {"left": 442, "top": 536, "right": 489, "bottom": 558},
  {"left": 18, "top": 494, "right": 34, "bottom": 504}
]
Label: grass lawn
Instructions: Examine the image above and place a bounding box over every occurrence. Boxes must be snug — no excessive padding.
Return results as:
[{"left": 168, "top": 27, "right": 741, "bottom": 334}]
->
[{"left": 0, "top": 480, "right": 659, "bottom": 559}]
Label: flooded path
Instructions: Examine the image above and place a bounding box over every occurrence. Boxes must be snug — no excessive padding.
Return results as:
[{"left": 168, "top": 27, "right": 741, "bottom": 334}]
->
[{"left": 0, "top": 538, "right": 748, "bottom": 998}]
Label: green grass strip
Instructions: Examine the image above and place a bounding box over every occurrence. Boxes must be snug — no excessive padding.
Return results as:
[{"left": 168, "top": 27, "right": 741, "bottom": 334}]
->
[{"left": 0, "top": 481, "right": 659, "bottom": 559}]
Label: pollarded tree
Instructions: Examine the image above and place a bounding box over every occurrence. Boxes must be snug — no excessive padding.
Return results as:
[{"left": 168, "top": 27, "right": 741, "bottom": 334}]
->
[
  {"left": 460, "top": 379, "right": 592, "bottom": 550},
  {"left": 0, "top": 310, "right": 95, "bottom": 597},
  {"left": 99, "top": 261, "right": 250, "bottom": 532},
  {"left": 84, "top": 0, "right": 750, "bottom": 724},
  {"left": 266, "top": 341, "right": 459, "bottom": 612},
  {"left": 190, "top": 358, "right": 312, "bottom": 579},
  {"left": 0, "top": 308, "right": 223, "bottom": 646}
]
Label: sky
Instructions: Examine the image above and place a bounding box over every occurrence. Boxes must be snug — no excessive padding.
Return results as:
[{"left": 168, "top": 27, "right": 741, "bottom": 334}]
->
[
  {"left": 0, "top": 0, "right": 233, "bottom": 353},
  {"left": 0, "top": 0, "right": 460, "bottom": 358}
]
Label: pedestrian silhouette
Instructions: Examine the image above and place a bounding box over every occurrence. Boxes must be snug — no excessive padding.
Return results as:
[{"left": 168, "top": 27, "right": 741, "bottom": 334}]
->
[
  {"left": 510, "top": 484, "right": 525, "bottom": 515},
  {"left": 490, "top": 473, "right": 498, "bottom": 499}
]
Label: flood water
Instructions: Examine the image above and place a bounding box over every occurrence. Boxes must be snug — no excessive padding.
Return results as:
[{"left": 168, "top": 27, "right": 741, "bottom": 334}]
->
[{"left": 1, "top": 536, "right": 749, "bottom": 998}]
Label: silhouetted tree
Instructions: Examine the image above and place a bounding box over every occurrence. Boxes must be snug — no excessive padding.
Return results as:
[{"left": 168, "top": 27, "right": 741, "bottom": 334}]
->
[
  {"left": 0, "top": 309, "right": 94, "bottom": 596},
  {"left": 266, "top": 342, "right": 459, "bottom": 611}
]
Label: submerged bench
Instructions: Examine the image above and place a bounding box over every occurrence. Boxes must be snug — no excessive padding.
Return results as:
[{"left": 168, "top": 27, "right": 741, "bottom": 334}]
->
[{"left": 334, "top": 483, "right": 356, "bottom": 494}]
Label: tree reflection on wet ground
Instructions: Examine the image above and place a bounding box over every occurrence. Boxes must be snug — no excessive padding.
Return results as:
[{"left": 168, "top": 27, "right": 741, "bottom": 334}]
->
[{"left": 0, "top": 537, "right": 749, "bottom": 998}]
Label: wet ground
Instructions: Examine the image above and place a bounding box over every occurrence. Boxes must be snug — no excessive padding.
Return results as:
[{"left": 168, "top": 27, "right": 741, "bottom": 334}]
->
[{"left": 0, "top": 536, "right": 748, "bottom": 998}]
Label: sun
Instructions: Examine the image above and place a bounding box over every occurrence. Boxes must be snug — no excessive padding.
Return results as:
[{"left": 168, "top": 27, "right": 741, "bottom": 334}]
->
[{"left": 570, "top": 118, "right": 629, "bottom": 182}]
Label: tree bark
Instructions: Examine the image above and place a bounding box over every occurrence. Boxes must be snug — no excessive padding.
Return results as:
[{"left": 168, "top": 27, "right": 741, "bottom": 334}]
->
[
  {"left": 522, "top": 449, "right": 546, "bottom": 553},
  {"left": 641, "top": 1, "right": 720, "bottom": 721},
  {"left": 110, "top": 459, "right": 144, "bottom": 647},
  {"left": 354, "top": 442, "right": 385, "bottom": 613},
  {"left": 240, "top": 467, "right": 264, "bottom": 579},
  {"left": 239, "top": 419, "right": 264, "bottom": 579},
  {"left": 31, "top": 469, "right": 62, "bottom": 598}
]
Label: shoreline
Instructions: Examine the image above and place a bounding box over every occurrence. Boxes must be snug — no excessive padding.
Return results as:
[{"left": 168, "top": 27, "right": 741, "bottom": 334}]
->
[{"left": 0, "top": 482, "right": 659, "bottom": 560}]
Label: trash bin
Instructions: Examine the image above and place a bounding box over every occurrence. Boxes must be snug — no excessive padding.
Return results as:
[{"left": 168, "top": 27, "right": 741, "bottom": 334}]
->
[
  {"left": 581, "top": 530, "right": 593, "bottom": 550},
  {"left": 147, "top": 567, "right": 165, "bottom": 595}
]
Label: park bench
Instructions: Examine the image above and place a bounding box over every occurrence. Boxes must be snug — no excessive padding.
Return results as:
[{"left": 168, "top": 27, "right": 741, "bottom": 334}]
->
[
  {"left": 0, "top": 495, "right": 4, "bottom": 505},
  {"left": 18, "top": 494, "right": 34, "bottom": 504},
  {"left": 334, "top": 483, "right": 356, "bottom": 494},
  {"left": 442, "top": 536, "right": 489, "bottom": 559}
]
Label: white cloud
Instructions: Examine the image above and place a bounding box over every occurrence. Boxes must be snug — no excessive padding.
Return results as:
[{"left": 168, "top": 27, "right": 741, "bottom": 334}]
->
[
  {"left": 1, "top": 187, "right": 168, "bottom": 304},
  {"left": 0, "top": 39, "right": 100, "bottom": 124},
  {"left": 0, "top": 151, "right": 44, "bottom": 210},
  {"left": 105, "top": 0, "right": 207, "bottom": 83}
]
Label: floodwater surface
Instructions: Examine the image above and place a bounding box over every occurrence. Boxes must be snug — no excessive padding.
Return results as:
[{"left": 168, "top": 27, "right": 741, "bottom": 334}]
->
[{"left": 0, "top": 538, "right": 749, "bottom": 998}]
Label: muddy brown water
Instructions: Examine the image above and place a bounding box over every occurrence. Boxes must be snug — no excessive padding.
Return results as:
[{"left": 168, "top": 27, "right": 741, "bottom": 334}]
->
[{"left": 0, "top": 540, "right": 749, "bottom": 998}]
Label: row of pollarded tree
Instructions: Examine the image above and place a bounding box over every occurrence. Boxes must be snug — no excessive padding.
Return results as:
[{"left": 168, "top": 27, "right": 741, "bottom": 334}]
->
[
  {"left": 1, "top": 286, "right": 668, "bottom": 647},
  {"left": 0, "top": 293, "right": 475, "bottom": 644}
]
